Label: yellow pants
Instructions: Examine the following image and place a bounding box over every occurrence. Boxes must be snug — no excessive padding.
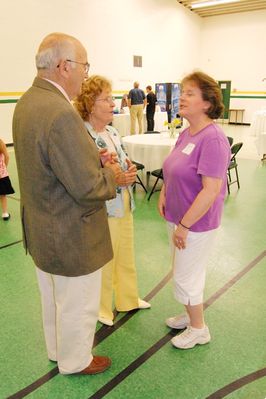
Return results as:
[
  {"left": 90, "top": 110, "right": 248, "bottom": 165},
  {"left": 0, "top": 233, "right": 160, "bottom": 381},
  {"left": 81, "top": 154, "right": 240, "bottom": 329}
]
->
[
  {"left": 99, "top": 191, "right": 139, "bottom": 320},
  {"left": 130, "top": 104, "right": 144, "bottom": 134}
]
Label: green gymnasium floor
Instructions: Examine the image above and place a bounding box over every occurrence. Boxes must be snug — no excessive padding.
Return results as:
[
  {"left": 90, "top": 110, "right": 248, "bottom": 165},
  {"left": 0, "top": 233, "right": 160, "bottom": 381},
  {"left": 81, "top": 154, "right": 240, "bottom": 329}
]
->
[{"left": 0, "top": 146, "right": 266, "bottom": 399}]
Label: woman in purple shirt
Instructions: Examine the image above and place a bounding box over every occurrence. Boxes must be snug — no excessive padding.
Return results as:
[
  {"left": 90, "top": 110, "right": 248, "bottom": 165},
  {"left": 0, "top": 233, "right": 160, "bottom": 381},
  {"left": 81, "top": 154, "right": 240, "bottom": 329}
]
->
[{"left": 158, "top": 71, "right": 231, "bottom": 349}]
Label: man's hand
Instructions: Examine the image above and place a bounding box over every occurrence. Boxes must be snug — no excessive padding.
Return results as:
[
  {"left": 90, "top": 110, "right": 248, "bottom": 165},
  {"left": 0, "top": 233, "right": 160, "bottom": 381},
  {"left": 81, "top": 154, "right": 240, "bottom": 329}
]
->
[
  {"left": 104, "top": 158, "right": 137, "bottom": 187},
  {"left": 104, "top": 161, "right": 123, "bottom": 183},
  {"left": 116, "top": 171, "right": 136, "bottom": 187}
]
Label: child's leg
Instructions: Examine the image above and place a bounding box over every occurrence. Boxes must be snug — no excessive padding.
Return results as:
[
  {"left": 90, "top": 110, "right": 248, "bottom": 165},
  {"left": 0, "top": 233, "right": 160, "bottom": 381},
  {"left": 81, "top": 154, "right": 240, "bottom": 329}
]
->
[
  {"left": 0, "top": 195, "right": 10, "bottom": 219},
  {"left": 0, "top": 195, "right": 8, "bottom": 213}
]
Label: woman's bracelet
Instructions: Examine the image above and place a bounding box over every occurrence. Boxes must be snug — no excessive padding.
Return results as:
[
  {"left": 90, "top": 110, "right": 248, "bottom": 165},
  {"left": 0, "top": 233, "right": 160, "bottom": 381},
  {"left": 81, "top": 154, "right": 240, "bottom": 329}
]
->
[{"left": 179, "top": 220, "right": 190, "bottom": 230}]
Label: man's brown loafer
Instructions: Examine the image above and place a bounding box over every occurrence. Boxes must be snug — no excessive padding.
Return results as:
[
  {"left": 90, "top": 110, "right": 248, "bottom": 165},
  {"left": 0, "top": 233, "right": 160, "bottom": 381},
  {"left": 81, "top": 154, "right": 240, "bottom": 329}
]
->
[{"left": 78, "top": 356, "right": 111, "bottom": 375}]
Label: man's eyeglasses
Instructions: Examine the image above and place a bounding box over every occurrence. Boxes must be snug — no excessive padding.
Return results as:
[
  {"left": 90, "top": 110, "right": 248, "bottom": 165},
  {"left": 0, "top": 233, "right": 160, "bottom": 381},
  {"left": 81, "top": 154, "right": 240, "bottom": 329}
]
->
[
  {"left": 66, "top": 59, "right": 90, "bottom": 73},
  {"left": 95, "top": 96, "right": 116, "bottom": 104}
]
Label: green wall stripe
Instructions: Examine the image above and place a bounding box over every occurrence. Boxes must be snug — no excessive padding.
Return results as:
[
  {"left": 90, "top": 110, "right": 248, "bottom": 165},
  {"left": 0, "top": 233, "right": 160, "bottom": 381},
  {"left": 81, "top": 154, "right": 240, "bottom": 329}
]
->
[
  {"left": 230, "top": 95, "right": 266, "bottom": 99},
  {"left": 0, "top": 99, "right": 18, "bottom": 104}
]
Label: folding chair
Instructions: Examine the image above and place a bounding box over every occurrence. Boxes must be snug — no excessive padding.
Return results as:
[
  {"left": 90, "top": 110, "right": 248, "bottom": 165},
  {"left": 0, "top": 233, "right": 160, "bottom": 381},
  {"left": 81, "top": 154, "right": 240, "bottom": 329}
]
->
[
  {"left": 227, "top": 142, "right": 243, "bottom": 194},
  {"left": 147, "top": 168, "right": 163, "bottom": 200},
  {"left": 227, "top": 136, "right": 234, "bottom": 146},
  {"left": 132, "top": 161, "right": 147, "bottom": 193}
]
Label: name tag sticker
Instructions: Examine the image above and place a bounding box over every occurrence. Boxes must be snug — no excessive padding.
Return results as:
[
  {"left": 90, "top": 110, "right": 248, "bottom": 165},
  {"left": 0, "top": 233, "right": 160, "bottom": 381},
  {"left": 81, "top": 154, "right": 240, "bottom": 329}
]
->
[{"left": 182, "top": 143, "right": 195, "bottom": 155}]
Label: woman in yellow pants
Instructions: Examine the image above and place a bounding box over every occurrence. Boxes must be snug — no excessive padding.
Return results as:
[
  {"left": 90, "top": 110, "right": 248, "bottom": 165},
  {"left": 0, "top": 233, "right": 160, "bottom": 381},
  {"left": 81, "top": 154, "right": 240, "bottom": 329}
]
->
[{"left": 75, "top": 75, "right": 150, "bottom": 326}]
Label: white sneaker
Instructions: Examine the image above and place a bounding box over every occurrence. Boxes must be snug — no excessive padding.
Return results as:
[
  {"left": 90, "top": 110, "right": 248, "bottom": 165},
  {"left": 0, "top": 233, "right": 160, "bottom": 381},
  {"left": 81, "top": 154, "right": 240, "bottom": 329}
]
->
[
  {"left": 138, "top": 299, "right": 151, "bottom": 309},
  {"left": 166, "top": 314, "right": 190, "bottom": 329},
  {"left": 98, "top": 317, "right": 113, "bottom": 326},
  {"left": 171, "top": 325, "right": 211, "bottom": 349}
]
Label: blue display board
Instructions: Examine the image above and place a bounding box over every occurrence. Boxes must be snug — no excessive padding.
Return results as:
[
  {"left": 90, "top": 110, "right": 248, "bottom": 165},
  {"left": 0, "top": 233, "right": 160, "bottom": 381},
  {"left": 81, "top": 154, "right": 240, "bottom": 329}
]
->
[
  {"left": 155, "top": 83, "right": 167, "bottom": 112},
  {"left": 171, "top": 83, "right": 181, "bottom": 122},
  {"left": 155, "top": 82, "right": 181, "bottom": 122}
]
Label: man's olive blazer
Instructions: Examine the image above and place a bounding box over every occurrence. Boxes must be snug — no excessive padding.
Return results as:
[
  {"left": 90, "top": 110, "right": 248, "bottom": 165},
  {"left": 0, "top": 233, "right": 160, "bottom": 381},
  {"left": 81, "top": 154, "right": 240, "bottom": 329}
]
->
[{"left": 13, "top": 77, "right": 116, "bottom": 276}]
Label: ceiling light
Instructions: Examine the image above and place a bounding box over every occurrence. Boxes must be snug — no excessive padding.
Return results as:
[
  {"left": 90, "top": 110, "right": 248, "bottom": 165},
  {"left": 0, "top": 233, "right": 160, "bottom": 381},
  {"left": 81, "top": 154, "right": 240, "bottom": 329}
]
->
[{"left": 191, "top": 0, "right": 240, "bottom": 9}]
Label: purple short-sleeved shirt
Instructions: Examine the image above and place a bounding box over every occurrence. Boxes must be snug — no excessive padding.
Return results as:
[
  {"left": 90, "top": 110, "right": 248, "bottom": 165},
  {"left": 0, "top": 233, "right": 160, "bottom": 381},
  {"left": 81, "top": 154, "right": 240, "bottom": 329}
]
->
[{"left": 163, "top": 123, "right": 231, "bottom": 232}]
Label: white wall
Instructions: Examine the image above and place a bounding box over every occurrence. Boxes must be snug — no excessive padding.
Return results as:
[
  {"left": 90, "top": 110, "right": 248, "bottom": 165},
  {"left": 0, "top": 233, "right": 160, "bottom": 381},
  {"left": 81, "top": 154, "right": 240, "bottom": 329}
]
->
[
  {"left": 0, "top": 0, "right": 202, "bottom": 143},
  {"left": 200, "top": 10, "right": 266, "bottom": 123},
  {"left": 3, "top": 2, "right": 265, "bottom": 143}
]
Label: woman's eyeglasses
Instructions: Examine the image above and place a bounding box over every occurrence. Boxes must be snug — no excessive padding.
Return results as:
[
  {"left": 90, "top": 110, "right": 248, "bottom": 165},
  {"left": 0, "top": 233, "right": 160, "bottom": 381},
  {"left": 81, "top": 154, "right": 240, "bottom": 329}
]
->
[{"left": 95, "top": 96, "right": 116, "bottom": 104}]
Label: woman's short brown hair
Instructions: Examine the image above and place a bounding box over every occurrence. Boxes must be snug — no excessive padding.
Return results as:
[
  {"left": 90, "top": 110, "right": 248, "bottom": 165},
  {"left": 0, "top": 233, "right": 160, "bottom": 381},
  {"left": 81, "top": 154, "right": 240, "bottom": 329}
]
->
[
  {"left": 181, "top": 71, "right": 224, "bottom": 119},
  {"left": 74, "top": 75, "right": 112, "bottom": 120}
]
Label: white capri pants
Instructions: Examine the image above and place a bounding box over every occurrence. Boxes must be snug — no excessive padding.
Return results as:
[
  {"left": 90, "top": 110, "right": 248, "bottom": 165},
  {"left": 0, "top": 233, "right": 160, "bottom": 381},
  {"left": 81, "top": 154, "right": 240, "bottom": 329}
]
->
[{"left": 167, "top": 222, "right": 218, "bottom": 306}]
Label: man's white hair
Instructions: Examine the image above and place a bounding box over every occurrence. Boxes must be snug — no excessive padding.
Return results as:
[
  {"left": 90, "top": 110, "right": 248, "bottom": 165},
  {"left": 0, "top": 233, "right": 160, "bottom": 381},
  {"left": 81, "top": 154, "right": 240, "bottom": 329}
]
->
[{"left": 35, "top": 33, "right": 77, "bottom": 70}]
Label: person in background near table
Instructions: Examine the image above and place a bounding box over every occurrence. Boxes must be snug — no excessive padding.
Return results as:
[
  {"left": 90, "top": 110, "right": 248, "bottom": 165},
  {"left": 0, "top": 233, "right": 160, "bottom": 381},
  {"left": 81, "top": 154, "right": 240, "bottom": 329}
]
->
[
  {"left": 128, "top": 81, "right": 146, "bottom": 134},
  {"left": 158, "top": 71, "right": 231, "bottom": 349},
  {"left": 0, "top": 138, "right": 15, "bottom": 221},
  {"left": 12, "top": 32, "right": 123, "bottom": 375},
  {"left": 146, "top": 85, "right": 157, "bottom": 131},
  {"left": 75, "top": 75, "right": 151, "bottom": 327},
  {"left": 120, "top": 93, "right": 128, "bottom": 113}
]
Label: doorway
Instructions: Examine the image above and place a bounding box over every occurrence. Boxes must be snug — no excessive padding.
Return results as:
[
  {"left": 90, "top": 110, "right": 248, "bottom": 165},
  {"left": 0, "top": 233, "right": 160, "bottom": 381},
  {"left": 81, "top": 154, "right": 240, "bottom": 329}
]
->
[{"left": 218, "top": 80, "right": 231, "bottom": 120}]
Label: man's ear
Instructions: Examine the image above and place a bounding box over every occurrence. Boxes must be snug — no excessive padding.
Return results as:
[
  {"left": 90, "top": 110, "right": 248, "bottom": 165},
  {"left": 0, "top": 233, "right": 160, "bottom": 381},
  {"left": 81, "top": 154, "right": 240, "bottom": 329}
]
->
[{"left": 57, "top": 60, "right": 69, "bottom": 76}]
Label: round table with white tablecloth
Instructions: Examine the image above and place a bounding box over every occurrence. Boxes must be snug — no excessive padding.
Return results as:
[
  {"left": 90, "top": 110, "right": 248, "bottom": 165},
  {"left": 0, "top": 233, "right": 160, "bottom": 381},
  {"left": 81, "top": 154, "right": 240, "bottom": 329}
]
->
[{"left": 122, "top": 132, "right": 177, "bottom": 172}]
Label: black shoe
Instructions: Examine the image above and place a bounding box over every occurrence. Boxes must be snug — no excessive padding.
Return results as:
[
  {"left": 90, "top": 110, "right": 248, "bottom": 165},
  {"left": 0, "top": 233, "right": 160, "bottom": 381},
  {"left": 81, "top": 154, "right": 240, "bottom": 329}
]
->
[{"left": 2, "top": 213, "right": 10, "bottom": 221}]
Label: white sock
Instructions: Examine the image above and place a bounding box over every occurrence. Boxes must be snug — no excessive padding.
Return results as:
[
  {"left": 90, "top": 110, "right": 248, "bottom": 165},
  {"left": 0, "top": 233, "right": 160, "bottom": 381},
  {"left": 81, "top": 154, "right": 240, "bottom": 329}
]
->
[{"left": 190, "top": 325, "right": 206, "bottom": 331}]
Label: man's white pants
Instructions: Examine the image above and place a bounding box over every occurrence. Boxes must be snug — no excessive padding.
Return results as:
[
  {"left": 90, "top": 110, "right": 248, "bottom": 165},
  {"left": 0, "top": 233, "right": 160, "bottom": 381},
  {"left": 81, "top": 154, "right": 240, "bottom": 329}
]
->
[{"left": 36, "top": 267, "right": 101, "bottom": 374}]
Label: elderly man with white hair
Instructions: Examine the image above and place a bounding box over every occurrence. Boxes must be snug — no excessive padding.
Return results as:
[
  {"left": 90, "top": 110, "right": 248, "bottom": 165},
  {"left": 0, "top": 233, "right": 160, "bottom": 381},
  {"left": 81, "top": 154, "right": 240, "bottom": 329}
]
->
[{"left": 13, "top": 32, "right": 123, "bottom": 375}]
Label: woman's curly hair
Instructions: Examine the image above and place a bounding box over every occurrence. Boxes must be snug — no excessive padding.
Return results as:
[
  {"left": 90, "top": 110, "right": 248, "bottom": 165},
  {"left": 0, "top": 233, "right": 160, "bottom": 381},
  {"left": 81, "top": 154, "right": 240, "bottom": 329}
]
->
[{"left": 74, "top": 75, "right": 112, "bottom": 120}]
